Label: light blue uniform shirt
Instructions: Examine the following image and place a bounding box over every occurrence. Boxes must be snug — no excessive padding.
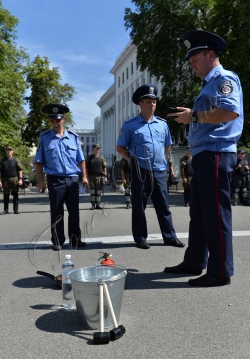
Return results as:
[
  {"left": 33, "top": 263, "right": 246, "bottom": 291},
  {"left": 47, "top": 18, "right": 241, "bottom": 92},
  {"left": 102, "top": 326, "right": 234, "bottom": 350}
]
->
[
  {"left": 189, "top": 64, "right": 243, "bottom": 156},
  {"left": 35, "top": 129, "right": 85, "bottom": 176},
  {"left": 117, "top": 114, "right": 172, "bottom": 171}
]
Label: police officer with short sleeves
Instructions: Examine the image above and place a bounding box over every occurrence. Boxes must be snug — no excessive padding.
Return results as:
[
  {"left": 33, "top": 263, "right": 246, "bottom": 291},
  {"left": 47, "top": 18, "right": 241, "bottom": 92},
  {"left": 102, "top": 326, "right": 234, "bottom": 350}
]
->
[
  {"left": 164, "top": 31, "right": 244, "bottom": 287},
  {"left": 117, "top": 84, "right": 184, "bottom": 249},
  {"left": 35, "top": 103, "right": 88, "bottom": 251}
]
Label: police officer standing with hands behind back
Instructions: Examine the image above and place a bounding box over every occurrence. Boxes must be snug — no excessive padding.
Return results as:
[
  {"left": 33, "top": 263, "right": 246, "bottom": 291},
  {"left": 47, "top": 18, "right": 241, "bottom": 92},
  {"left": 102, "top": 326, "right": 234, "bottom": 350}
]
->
[
  {"left": 35, "top": 103, "right": 88, "bottom": 251},
  {"left": 117, "top": 84, "right": 184, "bottom": 250},
  {"left": 164, "top": 30, "right": 244, "bottom": 287}
]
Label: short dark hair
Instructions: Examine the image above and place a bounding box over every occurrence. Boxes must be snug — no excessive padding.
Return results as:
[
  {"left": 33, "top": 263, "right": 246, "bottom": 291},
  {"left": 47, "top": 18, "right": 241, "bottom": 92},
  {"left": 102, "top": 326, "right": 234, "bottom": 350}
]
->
[{"left": 202, "top": 49, "right": 219, "bottom": 58}]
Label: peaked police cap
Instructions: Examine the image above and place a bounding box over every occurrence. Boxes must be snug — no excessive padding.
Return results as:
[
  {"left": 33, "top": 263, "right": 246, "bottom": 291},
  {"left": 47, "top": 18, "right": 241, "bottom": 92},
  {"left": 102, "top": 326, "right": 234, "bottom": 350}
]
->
[
  {"left": 183, "top": 30, "right": 226, "bottom": 60},
  {"left": 42, "top": 103, "right": 69, "bottom": 120},
  {"left": 132, "top": 84, "right": 158, "bottom": 105}
]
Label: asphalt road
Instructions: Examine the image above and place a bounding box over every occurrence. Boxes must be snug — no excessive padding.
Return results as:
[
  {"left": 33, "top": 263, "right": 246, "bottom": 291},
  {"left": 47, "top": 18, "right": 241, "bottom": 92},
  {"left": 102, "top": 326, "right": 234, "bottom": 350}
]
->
[{"left": 0, "top": 189, "right": 250, "bottom": 359}]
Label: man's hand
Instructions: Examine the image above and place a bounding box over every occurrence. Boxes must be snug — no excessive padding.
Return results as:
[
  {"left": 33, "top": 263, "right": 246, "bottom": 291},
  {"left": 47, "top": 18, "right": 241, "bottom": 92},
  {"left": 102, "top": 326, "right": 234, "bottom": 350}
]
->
[
  {"left": 167, "top": 107, "right": 192, "bottom": 124},
  {"left": 38, "top": 182, "right": 45, "bottom": 193},
  {"left": 82, "top": 176, "right": 88, "bottom": 187}
]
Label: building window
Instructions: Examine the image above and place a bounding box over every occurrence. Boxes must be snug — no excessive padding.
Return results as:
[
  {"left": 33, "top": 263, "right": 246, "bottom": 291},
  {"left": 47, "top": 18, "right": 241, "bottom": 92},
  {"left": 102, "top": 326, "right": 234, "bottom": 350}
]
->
[
  {"left": 137, "top": 82, "right": 139, "bottom": 89},
  {"left": 92, "top": 137, "right": 95, "bottom": 142},
  {"left": 136, "top": 60, "right": 139, "bottom": 70},
  {"left": 142, "top": 78, "right": 145, "bottom": 85},
  {"left": 118, "top": 97, "right": 121, "bottom": 111},
  {"left": 87, "top": 137, "right": 89, "bottom": 143},
  {"left": 122, "top": 72, "right": 124, "bottom": 84},
  {"left": 126, "top": 90, "right": 129, "bottom": 105},
  {"left": 118, "top": 76, "right": 120, "bottom": 87},
  {"left": 126, "top": 67, "right": 129, "bottom": 79},
  {"left": 131, "top": 62, "right": 133, "bottom": 75},
  {"left": 122, "top": 94, "right": 125, "bottom": 108},
  {"left": 82, "top": 145, "right": 84, "bottom": 151},
  {"left": 81, "top": 137, "right": 84, "bottom": 141}
]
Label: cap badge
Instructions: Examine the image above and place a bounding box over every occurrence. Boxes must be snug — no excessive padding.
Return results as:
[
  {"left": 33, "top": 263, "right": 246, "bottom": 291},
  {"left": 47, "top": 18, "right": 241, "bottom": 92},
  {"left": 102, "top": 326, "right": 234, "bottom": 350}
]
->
[
  {"left": 53, "top": 107, "right": 59, "bottom": 113},
  {"left": 149, "top": 87, "right": 154, "bottom": 94},
  {"left": 184, "top": 40, "right": 191, "bottom": 49}
]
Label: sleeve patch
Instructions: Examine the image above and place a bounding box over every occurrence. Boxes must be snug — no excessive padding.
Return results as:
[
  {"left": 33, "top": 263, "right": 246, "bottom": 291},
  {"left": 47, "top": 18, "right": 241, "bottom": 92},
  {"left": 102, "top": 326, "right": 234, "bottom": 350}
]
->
[{"left": 218, "top": 80, "right": 233, "bottom": 95}]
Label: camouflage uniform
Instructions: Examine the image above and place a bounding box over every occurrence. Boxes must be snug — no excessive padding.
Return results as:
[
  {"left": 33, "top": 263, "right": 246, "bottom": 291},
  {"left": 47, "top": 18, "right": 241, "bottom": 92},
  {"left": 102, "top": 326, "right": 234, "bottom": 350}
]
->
[
  {"left": 86, "top": 154, "right": 107, "bottom": 208},
  {"left": 119, "top": 157, "right": 131, "bottom": 208},
  {"left": 0, "top": 156, "right": 23, "bottom": 213}
]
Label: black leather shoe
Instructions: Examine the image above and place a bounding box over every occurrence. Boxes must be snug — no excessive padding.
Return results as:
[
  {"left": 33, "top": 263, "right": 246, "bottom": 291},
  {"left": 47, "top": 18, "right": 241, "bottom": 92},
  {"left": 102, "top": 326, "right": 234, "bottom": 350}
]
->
[
  {"left": 136, "top": 241, "right": 150, "bottom": 249},
  {"left": 0, "top": 210, "right": 9, "bottom": 215},
  {"left": 126, "top": 204, "right": 130, "bottom": 209},
  {"left": 164, "top": 239, "right": 185, "bottom": 248},
  {"left": 95, "top": 205, "right": 103, "bottom": 210},
  {"left": 164, "top": 262, "right": 202, "bottom": 275},
  {"left": 52, "top": 245, "right": 62, "bottom": 251},
  {"left": 14, "top": 211, "right": 20, "bottom": 214},
  {"left": 90, "top": 204, "right": 95, "bottom": 210},
  {"left": 188, "top": 273, "right": 231, "bottom": 287}
]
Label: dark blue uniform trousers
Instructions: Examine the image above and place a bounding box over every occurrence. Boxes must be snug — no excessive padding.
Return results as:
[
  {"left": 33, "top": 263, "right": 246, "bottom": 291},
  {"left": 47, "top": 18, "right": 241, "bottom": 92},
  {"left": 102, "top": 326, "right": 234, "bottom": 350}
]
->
[
  {"left": 184, "top": 151, "right": 236, "bottom": 278},
  {"left": 47, "top": 175, "right": 81, "bottom": 245},
  {"left": 131, "top": 167, "right": 177, "bottom": 243}
]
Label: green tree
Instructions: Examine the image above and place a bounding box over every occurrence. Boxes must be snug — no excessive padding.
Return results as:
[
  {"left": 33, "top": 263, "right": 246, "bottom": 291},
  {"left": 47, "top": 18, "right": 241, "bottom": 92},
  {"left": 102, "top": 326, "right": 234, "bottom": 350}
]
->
[
  {"left": 0, "top": 1, "right": 30, "bottom": 167},
  {"left": 22, "top": 55, "right": 76, "bottom": 147},
  {"left": 207, "top": 0, "right": 250, "bottom": 149},
  {"left": 124, "top": 0, "right": 250, "bottom": 149}
]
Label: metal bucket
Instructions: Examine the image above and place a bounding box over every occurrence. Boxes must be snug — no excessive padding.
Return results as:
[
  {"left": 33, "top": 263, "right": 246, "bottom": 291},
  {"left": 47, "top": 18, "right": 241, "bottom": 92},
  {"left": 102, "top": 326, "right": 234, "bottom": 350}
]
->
[{"left": 70, "top": 264, "right": 127, "bottom": 329}]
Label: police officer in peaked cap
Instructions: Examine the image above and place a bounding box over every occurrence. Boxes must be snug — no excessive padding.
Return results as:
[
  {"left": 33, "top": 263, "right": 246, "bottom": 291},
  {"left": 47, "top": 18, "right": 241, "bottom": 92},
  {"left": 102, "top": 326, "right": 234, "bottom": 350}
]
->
[
  {"left": 117, "top": 84, "right": 184, "bottom": 250},
  {"left": 35, "top": 103, "right": 89, "bottom": 251},
  {"left": 164, "top": 30, "right": 244, "bottom": 287}
]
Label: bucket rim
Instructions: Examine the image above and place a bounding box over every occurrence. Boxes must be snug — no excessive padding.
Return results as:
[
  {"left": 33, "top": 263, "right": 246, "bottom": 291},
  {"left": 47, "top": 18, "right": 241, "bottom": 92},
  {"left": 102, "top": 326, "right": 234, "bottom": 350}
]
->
[{"left": 69, "top": 264, "right": 127, "bottom": 282}]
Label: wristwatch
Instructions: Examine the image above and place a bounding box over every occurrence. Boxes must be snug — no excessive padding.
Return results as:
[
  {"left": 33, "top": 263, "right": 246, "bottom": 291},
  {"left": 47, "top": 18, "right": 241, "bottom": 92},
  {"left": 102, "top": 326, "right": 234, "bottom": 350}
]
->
[{"left": 191, "top": 111, "right": 198, "bottom": 123}]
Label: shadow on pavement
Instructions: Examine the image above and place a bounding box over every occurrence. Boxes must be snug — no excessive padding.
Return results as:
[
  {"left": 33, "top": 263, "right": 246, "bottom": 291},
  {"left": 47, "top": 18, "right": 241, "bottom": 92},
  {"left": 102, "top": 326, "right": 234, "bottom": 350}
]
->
[{"left": 34, "top": 308, "right": 94, "bottom": 343}]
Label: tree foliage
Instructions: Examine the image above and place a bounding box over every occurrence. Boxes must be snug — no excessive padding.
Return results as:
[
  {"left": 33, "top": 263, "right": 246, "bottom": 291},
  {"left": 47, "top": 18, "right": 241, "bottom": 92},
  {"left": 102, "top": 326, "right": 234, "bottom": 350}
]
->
[
  {"left": 0, "top": 1, "right": 30, "bottom": 168},
  {"left": 22, "top": 55, "right": 76, "bottom": 147},
  {"left": 125, "top": 0, "right": 250, "bottom": 149}
]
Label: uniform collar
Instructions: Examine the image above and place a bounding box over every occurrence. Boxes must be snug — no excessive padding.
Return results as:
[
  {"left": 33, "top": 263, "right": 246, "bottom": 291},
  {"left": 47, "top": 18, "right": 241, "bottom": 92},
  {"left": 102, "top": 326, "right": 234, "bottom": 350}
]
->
[
  {"left": 50, "top": 129, "right": 69, "bottom": 138},
  {"left": 138, "top": 114, "right": 158, "bottom": 123}
]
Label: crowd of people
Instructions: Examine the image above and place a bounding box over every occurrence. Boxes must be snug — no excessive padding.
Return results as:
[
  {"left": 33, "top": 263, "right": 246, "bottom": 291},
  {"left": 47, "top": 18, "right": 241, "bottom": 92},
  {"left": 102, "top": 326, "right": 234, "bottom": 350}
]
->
[{"left": 1, "top": 30, "right": 249, "bottom": 287}]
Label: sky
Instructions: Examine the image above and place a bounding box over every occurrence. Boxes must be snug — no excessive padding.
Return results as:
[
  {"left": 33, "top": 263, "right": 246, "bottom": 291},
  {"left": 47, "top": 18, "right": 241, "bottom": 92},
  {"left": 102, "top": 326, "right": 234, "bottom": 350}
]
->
[{"left": 2, "top": 0, "right": 136, "bottom": 129}]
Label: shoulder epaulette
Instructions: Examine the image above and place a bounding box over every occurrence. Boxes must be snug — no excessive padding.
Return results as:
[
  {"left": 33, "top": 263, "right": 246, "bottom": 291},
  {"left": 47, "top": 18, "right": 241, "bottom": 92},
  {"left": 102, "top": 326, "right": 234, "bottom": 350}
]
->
[
  {"left": 41, "top": 129, "right": 51, "bottom": 136},
  {"left": 155, "top": 116, "right": 167, "bottom": 123},
  {"left": 68, "top": 130, "right": 79, "bottom": 136},
  {"left": 125, "top": 116, "right": 136, "bottom": 123}
]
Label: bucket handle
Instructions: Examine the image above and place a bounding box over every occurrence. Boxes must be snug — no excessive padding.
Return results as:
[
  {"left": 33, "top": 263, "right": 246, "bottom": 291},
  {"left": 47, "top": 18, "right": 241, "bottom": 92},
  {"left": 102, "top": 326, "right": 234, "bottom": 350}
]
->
[{"left": 107, "top": 270, "right": 127, "bottom": 282}]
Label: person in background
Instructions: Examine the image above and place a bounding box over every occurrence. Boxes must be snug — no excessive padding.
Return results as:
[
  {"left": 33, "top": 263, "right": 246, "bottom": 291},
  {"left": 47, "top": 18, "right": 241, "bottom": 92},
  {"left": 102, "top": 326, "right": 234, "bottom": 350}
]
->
[
  {"left": 86, "top": 144, "right": 107, "bottom": 210},
  {"left": 35, "top": 103, "right": 88, "bottom": 251},
  {"left": 231, "top": 149, "right": 250, "bottom": 206},
  {"left": 166, "top": 152, "right": 178, "bottom": 193},
  {"left": 117, "top": 84, "right": 185, "bottom": 250},
  {"left": 119, "top": 157, "right": 131, "bottom": 209},
  {"left": 180, "top": 145, "right": 193, "bottom": 206},
  {"left": 0, "top": 146, "right": 23, "bottom": 214},
  {"left": 164, "top": 30, "right": 243, "bottom": 287}
]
